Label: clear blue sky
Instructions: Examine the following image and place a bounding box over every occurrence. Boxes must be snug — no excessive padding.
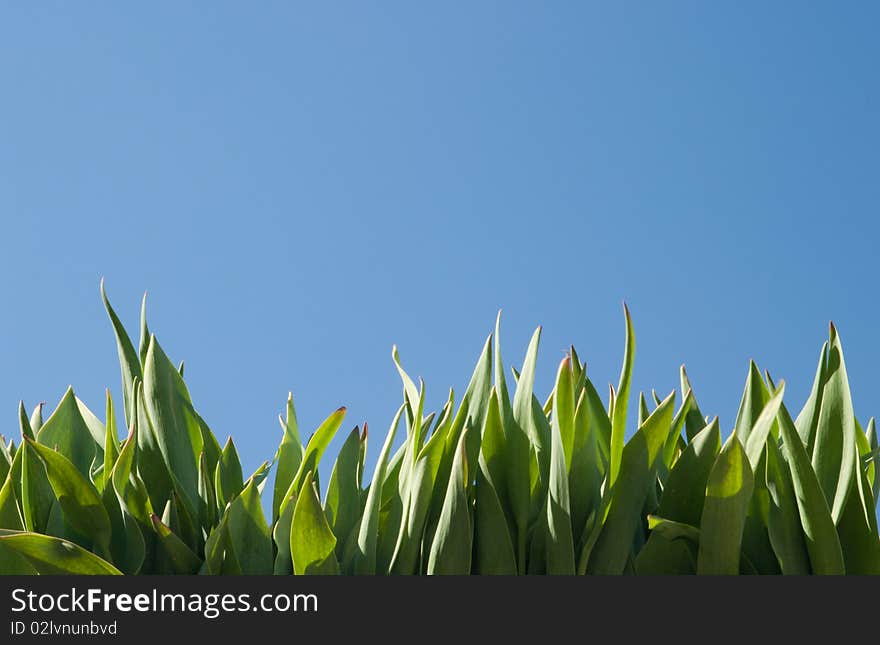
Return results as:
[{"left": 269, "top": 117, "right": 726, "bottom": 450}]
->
[{"left": 1, "top": 3, "right": 878, "bottom": 484}]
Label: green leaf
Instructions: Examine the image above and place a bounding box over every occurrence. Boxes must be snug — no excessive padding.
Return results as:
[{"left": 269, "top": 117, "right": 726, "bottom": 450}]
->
[
  {"left": 867, "top": 418, "right": 878, "bottom": 507},
  {"left": 291, "top": 471, "right": 339, "bottom": 575},
  {"left": 389, "top": 420, "right": 448, "bottom": 574},
  {"left": 697, "top": 433, "right": 754, "bottom": 575},
  {"left": 478, "top": 390, "right": 508, "bottom": 517},
  {"left": 194, "top": 412, "right": 222, "bottom": 483},
  {"left": 214, "top": 437, "right": 244, "bottom": 509},
  {"left": 18, "top": 401, "right": 35, "bottom": 441},
  {"left": 110, "top": 399, "right": 154, "bottom": 527},
  {"left": 663, "top": 390, "right": 694, "bottom": 468},
  {"left": 76, "top": 398, "right": 107, "bottom": 452},
  {"left": 247, "top": 461, "right": 270, "bottom": 496},
  {"left": 656, "top": 417, "right": 721, "bottom": 527},
  {"left": 392, "top": 345, "right": 421, "bottom": 428},
  {"left": 494, "top": 314, "right": 530, "bottom": 573},
  {"left": 635, "top": 532, "right": 696, "bottom": 575},
  {"left": 203, "top": 516, "right": 240, "bottom": 575},
  {"left": 835, "top": 449, "right": 880, "bottom": 574},
  {"left": 473, "top": 448, "right": 516, "bottom": 574},
  {"left": 647, "top": 515, "right": 701, "bottom": 543},
  {"left": 609, "top": 303, "right": 635, "bottom": 488},
  {"left": 678, "top": 367, "right": 708, "bottom": 443},
  {"left": 325, "top": 426, "right": 364, "bottom": 558},
  {"left": 227, "top": 479, "right": 273, "bottom": 574},
  {"left": 139, "top": 291, "right": 150, "bottom": 366},
  {"left": 743, "top": 383, "right": 786, "bottom": 469},
  {"left": 427, "top": 430, "right": 472, "bottom": 575},
  {"left": 285, "top": 406, "right": 347, "bottom": 507},
  {"left": 134, "top": 380, "right": 173, "bottom": 514},
  {"left": 0, "top": 530, "right": 122, "bottom": 574},
  {"left": 461, "top": 334, "right": 493, "bottom": 473},
  {"left": 585, "top": 392, "right": 676, "bottom": 574},
  {"left": 272, "top": 392, "right": 304, "bottom": 523},
  {"left": 508, "top": 327, "right": 550, "bottom": 460},
  {"left": 36, "top": 387, "right": 98, "bottom": 478},
  {"left": 795, "top": 342, "right": 828, "bottom": 453},
  {"left": 544, "top": 358, "right": 576, "bottom": 574},
  {"left": 638, "top": 392, "right": 650, "bottom": 427},
  {"left": 27, "top": 439, "right": 112, "bottom": 556},
  {"left": 569, "top": 388, "right": 603, "bottom": 551},
  {"left": 734, "top": 361, "right": 770, "bottom": 444},
  {"left": 102, "top": 390, "right": 120, "bottom": 494},
  {"left": 158, "top": 494, "right": 198, "bottom": 558},
  {"left": 512, "top": 325, "right": 547, "bottom": 503},
  {"left": 0, "top": 471, "right": 24, "bottom": 530},
  {"left": 101, "top": 279, "right": 144, "bottom": 427},
  {"left": 142, "top": 335, "right": 202, "bottom": 522},
  {"left": 103, "top": 483, "right": 145, "bottom": 575},
  {"left": 19, "top": 441, "right": 54, "bottom": 534},
  {"left": 151, "top": 514, "right": 201, "bottom": 574},
  {"left": 765, "top": 435, "right": 811, "bottom": 574},
  {"left": 0, "top": 449, "right": 9, "bottom": 477},
  {"left": 0, "top": 541, "right": 38, "bottom": 574},
  {"left": 555, "top": 356, "right": 576, "bottom": 471},
  {"left": 776, "top": 401, "right": 845, "bottom": 574},
  {"left": 812, "top": 323, "right": 856, "bottom": 523},
  {"left": 350, "top": 405, "right": 404, "bottom": 574},
  {"left": 197, "top": 451, "right": 217, "bottom": 529},
  {"left": 583, "top": 378, "right": 611, "bottom": 469}
]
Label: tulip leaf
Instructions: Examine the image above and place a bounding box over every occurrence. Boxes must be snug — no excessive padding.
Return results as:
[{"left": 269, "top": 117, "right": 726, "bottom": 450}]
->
[
  {"left": 27, "top": 439, "right": 111, "bottom": 556},
  {"left": 697, "top": 434, "right": 753, "bottom": 575},
  {"left": 427, "top": 430, "right": 472, "bottom": 575},
  {"left": 0, "top": 529, "right": 122, "bottom": 574},
  {"left": 291, "top": 471, "right": 339, "bottom": 575}
]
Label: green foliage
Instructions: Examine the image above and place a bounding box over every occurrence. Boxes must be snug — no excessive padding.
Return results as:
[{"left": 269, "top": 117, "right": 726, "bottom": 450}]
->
[{"left": 0, "top": 286, "right": 878, "bottom": 575}]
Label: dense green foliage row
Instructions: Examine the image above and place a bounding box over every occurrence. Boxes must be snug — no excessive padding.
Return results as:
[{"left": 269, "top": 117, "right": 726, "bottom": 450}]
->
[{"left": 1, "top": 284, "right": 878, "bottom": 575}]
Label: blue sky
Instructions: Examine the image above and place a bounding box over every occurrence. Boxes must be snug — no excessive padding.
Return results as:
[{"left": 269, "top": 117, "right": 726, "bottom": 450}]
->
[{"left": 1, "top": 3, "right": 878, "bottom": 484}]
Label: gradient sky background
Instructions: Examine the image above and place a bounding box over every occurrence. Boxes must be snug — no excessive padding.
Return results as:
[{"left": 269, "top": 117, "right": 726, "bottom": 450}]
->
[{"left": 1, "top": 3, "right": 878, "bottom": 486}]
